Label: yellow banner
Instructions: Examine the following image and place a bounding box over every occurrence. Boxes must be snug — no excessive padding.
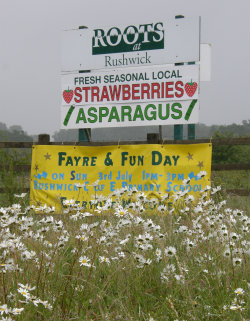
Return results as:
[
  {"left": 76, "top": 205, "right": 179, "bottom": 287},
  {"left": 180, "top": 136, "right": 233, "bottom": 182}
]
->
[{"left": 30, "top": 144, "right": 211, "bottom": 211}]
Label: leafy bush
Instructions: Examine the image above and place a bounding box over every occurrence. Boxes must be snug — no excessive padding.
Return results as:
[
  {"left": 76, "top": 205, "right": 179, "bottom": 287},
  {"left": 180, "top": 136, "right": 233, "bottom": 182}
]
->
[{"left": 212, "top": 132, "right": 250, "bottom": 164}]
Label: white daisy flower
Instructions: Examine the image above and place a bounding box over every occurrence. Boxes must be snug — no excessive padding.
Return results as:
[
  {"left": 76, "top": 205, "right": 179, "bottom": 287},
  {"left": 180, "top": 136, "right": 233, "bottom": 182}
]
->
[
  {"left": 99, "top": 256, "right": 110, "bottom": 265},
  {"left": 165, "top": 246, "right": 176, "bottom": 257},
  {"left": 234, "top": 288, "right": 244, "bottom": 295},
  {"left": 79, "top": 256, "right": 91, "bottom": 267},
  {"left": 233, "top": 257, "right": 242, "bottom": 266}
]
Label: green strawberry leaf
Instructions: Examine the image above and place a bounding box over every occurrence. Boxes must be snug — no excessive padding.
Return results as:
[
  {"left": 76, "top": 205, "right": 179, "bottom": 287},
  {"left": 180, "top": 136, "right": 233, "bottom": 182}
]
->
[{"left": 187, "top": 79, "right": 194, "bottom": 86}]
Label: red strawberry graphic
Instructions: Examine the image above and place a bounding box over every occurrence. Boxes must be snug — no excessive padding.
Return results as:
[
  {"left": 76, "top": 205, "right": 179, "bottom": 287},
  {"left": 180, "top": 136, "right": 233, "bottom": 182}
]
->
[
  {"left": 185, "top": 80, "right": 198, "bottom": 97},
  {"left": 63, "top": 88, "right": 73, "bottom": 104}
]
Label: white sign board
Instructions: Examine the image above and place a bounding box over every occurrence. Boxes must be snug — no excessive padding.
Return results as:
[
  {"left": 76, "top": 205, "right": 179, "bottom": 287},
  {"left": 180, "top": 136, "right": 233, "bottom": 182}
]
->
[
  {"left": 61, "top": 64, "right": 199, "bottom": 129},
  {"left": 61, "top": 17, "right": 200, "bottom": 72}
]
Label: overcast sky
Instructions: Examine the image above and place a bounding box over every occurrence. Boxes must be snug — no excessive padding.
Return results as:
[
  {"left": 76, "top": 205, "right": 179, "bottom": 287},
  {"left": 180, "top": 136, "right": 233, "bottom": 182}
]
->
[{"left": 0, "top": 0, "right": 249, "bottom": 136}]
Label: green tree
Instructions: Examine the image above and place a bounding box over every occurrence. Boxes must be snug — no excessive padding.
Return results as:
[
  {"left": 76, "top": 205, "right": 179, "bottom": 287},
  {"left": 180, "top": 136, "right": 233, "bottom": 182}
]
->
[{"left": 212, "top": 132, "right": 250, "bottom": 164}]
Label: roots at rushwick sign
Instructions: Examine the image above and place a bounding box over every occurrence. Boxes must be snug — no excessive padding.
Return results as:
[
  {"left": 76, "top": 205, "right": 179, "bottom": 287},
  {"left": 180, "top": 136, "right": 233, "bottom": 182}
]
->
[
  {"left": 61, "top": 17, "right": 200, "bottom": 71},
  {"left": 61, "top": 64, "right": 199, "bottom": 129},
  {"left": 92, "top": 22, "right": 165, "bottom": 55}
]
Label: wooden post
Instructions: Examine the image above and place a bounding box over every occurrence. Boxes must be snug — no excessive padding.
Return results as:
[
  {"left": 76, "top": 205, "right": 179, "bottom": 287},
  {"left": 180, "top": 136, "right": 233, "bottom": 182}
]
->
[
  {"left": 79, "top": 129, "right": 91, "bottom": 142},
  {"left": 78, "top": 26, "right": 92, "bottom": 143},
  {"left": 174, "top": 125, "right": 183, "bottom": 140},
  {"left": 159, "top": 125, "right": 163, "bottom": 142},
  {"left": 147, "top": 133, "right": 159, "bottom": 144},
  {"left": 188, "top": 124, "right": 196, "bottom": 140},
  {"left": 174, "top": 9, "right": 184, "bottom": 140},
  {"left": 38, "top": 134, "right": 50, "bottom": 145}
]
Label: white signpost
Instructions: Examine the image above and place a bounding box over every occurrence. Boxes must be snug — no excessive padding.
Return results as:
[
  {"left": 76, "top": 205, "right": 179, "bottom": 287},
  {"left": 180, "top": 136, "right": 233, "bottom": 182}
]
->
[
  {"left": 61, "top": 64, "right": 199, "bottom": 129},
  {"left": 61, "top": 17, "right": 200, "bottom": 72}
]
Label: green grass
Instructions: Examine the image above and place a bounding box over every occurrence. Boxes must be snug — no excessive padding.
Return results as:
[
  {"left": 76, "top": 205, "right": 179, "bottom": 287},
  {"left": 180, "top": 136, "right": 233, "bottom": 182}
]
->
[
  {"left": 212, "top": 170, "right": 250, "bottom": 190},
  {"left": 211, "top": 170, "right": 249, "bottom": 213},
  {"left": 0, "top": 148, "right": 31, "bottom": 205}
]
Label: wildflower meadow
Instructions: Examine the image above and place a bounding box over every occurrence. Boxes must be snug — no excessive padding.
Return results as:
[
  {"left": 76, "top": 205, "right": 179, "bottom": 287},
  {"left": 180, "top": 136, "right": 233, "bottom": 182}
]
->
[{"left": 0, "top": 176, "right": 249, "bottom": 321}]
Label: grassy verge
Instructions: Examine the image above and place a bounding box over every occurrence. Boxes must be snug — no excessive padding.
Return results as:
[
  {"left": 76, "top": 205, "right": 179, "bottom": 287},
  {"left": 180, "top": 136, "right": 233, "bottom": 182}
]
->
[
  {"left": 212, "top": 170, "right": 249, "bottom": 213},
  {"left": 212, "top": 170, "right": 250, "bottom": 190},
  {"left": 0, "top": 188, "right": 249, "bottom": 321}
]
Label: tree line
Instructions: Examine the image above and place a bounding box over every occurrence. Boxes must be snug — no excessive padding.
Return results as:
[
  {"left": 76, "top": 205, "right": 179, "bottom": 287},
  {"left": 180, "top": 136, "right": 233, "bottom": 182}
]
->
[
  {"left": 0, "top": 121, "right": 249, "bottom": 165},
  {"left": 0, "top": 120, "right": 249, "bottom": 142}
]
